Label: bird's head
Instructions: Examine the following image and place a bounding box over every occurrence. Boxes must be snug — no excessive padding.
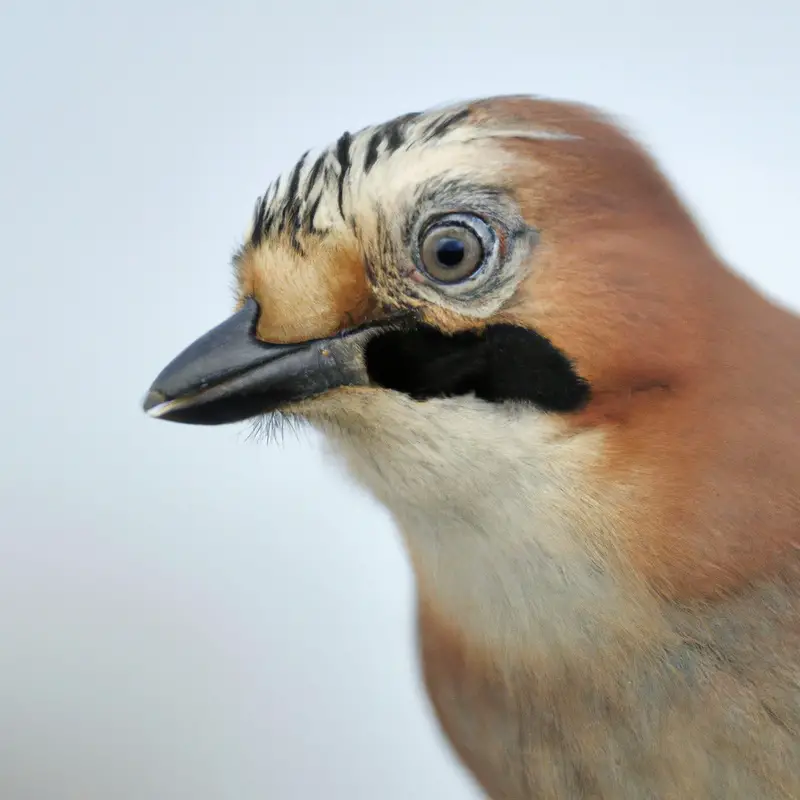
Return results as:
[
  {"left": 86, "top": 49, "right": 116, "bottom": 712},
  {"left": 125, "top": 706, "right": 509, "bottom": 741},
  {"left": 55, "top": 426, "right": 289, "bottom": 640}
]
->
[{"left": 143, "top": 95, "right": 800, "bottom": 604}]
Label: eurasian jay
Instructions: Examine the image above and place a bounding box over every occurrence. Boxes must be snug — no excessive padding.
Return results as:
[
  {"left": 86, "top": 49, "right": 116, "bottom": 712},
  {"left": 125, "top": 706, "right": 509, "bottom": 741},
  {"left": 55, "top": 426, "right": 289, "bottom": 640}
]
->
[{"left": 143, "top": 95, "right": 800, "bottom": 799}]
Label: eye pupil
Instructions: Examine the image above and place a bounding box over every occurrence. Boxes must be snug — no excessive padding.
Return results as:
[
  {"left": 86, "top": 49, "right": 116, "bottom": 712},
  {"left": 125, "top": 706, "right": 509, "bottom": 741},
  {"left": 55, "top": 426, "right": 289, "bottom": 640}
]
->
[{"left": 435, "top": 238, "right": 465, "bottom": 268}]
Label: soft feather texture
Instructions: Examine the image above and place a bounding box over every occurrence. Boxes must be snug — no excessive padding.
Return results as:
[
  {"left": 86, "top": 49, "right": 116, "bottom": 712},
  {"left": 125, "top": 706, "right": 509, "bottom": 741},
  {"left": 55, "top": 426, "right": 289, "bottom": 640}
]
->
[{"left": 234, "top": 95, "right": 800, "bottom": 798}]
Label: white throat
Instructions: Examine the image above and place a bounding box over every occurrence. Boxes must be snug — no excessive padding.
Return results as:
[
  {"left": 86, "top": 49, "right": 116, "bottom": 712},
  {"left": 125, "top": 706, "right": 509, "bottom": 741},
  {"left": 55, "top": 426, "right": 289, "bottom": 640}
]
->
[{"left": 311, "top": 392, "right": 645, "bottom": 657}]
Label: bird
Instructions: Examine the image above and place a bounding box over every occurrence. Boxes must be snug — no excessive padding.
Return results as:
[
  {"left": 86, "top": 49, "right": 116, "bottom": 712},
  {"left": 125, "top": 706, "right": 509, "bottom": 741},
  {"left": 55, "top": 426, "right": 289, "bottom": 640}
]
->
[{"left": 142, "top": 95, "right": 800, "bottom": 799}]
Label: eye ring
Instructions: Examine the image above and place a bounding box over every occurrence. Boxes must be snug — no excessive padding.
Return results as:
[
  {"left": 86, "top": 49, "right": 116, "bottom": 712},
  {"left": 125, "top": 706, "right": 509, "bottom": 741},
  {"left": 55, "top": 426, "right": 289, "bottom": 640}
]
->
[{"left": 417, "top": 214, "right": 495, "bottom": 285}]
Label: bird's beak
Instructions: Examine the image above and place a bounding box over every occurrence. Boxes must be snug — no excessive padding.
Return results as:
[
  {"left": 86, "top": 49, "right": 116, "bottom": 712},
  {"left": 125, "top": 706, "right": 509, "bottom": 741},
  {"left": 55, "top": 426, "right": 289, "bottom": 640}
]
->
[{"left": 142, "top": 297, "right": 396, "bottom": 425}]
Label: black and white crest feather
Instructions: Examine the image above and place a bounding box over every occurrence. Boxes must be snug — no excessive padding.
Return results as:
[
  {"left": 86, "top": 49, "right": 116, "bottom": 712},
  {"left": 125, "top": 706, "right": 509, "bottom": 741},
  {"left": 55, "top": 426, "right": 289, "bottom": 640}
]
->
[{"left": 248, "top": 104, "right": 477, "bottom": 250}]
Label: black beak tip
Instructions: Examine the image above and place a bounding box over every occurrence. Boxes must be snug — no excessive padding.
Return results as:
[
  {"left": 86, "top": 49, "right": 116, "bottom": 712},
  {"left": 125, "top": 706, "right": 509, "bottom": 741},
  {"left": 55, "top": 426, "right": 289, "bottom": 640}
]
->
[{"left": 142, "top": 387, "right": 168, "bottom": 416}]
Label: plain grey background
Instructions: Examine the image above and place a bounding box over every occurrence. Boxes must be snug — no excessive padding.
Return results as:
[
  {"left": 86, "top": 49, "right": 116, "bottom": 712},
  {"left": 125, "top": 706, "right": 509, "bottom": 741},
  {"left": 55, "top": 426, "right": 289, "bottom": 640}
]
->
[{"left": 1, "top": 1, "right": 799, "bottom": 797}]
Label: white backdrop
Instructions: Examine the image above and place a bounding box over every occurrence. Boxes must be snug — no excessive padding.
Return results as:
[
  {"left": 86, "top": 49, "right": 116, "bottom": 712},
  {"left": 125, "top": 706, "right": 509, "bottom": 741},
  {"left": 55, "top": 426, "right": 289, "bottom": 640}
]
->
[{"left": 1, "top": 1, "right": 799, "bottom": 797}]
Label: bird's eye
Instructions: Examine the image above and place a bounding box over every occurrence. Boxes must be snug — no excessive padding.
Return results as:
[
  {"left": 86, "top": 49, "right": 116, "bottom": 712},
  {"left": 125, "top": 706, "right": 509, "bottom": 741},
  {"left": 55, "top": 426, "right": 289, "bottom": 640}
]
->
[{"left": 418, "top": 216, "right": 492, "bottom": 284}]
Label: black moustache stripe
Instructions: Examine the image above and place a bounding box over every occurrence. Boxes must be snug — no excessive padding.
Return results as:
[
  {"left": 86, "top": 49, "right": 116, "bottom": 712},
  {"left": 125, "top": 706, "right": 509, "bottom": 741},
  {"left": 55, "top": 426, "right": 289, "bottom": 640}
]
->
[{"left": 364, "top": 324, "right": 591, "bottom": 412}]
